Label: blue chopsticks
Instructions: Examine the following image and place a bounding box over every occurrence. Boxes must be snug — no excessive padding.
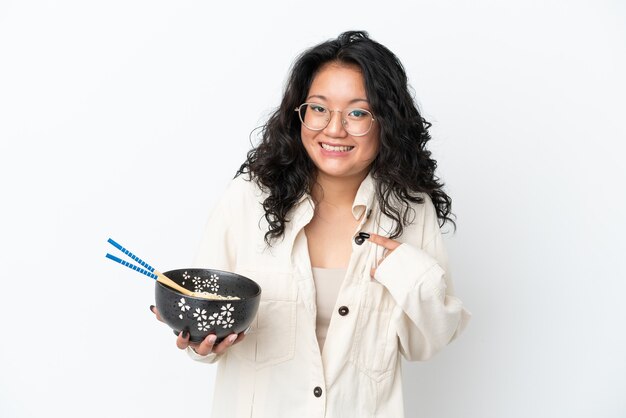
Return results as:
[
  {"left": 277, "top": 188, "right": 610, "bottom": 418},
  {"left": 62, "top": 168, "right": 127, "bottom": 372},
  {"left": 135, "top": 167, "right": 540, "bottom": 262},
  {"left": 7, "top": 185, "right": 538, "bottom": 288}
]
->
[{"left": 105, "top": 238, "right": 158, "bottom": 280}]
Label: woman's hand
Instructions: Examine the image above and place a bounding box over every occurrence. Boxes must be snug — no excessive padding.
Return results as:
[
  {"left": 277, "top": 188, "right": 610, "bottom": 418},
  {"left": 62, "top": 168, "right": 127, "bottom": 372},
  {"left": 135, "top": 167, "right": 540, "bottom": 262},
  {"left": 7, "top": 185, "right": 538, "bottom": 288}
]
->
[
  {"left": 150, "top": 305, "right": 246, "bottom": 356},
  {"left": 366, "top": 233, "right": 401, "bottom": 279}
]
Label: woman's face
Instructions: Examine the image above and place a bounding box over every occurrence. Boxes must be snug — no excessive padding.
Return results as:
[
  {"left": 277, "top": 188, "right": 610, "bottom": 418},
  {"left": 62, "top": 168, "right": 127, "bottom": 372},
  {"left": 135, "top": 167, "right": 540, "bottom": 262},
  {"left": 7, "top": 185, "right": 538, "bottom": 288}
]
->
[{"left": 300, "top": 62, "right": 380, "bottom": 182}]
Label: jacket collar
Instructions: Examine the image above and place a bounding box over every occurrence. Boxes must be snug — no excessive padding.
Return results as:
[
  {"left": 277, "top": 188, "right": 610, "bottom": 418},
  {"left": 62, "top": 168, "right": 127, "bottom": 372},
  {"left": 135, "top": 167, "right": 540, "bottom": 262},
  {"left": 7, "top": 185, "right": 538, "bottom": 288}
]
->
[
  {"left": 292, "top": 171, "right": 377, "bottom": 222},
  {"left": 351, "top": 172, "right": 376, "bottom": 221}
]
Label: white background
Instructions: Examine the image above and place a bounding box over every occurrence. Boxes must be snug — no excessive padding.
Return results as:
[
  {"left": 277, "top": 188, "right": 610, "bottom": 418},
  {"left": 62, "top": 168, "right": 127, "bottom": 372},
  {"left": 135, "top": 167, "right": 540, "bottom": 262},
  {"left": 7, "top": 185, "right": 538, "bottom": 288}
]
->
[{"left": 1, "top": 1, "right": 624, "bottom": 417}]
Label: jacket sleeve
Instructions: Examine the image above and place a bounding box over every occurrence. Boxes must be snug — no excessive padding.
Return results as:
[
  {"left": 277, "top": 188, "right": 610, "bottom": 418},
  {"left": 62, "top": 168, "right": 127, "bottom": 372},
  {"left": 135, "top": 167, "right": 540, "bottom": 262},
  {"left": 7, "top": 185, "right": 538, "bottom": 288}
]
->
[
  {"left": 373, "top": 199, "right": 471, "bottom": 361},
  {"left": 185, "top": 178, "right": 243, "bottom": 364}
]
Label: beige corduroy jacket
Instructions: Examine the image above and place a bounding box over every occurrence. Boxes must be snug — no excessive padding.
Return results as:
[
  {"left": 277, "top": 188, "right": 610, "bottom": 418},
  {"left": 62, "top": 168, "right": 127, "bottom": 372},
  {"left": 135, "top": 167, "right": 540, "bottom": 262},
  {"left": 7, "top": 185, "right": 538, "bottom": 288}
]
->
[{"left": 188, "top": 173, "right": 471, "bottom": 418}]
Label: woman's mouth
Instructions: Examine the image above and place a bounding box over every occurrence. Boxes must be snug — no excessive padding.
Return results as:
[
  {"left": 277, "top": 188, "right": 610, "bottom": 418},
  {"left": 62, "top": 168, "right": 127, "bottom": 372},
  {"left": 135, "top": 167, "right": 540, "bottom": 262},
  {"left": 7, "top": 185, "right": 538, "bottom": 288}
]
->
[{"left": 320, "top": 143, "right": 355, "bottom": 152}]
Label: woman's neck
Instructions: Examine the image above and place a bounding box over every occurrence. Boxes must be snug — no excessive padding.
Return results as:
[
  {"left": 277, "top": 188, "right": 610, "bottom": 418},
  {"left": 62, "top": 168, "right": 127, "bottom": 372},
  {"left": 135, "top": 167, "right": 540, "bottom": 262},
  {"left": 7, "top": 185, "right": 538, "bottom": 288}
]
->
[{"left": 311, "top": 171, "right": 367, "bottom": 208}]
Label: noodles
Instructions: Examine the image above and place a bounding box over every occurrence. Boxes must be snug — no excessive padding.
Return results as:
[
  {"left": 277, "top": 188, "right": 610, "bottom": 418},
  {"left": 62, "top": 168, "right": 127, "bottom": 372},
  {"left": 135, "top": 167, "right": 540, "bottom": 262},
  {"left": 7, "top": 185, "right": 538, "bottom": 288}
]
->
[{"left": 194, "top": 292, "right": 240, "bottom": 301}]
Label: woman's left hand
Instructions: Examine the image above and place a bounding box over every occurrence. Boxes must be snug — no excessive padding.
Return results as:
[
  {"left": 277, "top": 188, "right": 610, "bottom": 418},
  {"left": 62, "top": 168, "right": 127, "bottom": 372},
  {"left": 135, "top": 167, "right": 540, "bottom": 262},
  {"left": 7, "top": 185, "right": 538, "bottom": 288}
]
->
[{"left": 367, "top": 233, "right": 402, "bottom": 278}]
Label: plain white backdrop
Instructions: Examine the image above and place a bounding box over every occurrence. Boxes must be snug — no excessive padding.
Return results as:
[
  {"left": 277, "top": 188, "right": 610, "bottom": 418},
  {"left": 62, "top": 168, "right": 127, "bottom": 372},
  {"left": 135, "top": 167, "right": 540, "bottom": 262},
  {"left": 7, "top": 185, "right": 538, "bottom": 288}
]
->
[{"left": 1, "top": 1, "right": 624, "bottom": 417}]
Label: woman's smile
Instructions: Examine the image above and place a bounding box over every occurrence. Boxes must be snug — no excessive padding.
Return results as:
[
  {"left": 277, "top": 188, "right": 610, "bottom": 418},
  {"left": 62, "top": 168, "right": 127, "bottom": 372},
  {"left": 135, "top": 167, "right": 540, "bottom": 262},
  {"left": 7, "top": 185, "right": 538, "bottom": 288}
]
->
[{"left": 319, "top": 142, "right": 355, "bottom": 153}]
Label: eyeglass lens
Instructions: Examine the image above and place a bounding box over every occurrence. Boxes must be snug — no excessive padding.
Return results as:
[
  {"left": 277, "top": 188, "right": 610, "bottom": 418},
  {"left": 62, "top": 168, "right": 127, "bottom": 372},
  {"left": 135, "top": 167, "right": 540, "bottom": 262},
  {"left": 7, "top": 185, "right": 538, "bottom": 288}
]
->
[{"left": 299, "top": 104, "right": 373, "bottom": 136}]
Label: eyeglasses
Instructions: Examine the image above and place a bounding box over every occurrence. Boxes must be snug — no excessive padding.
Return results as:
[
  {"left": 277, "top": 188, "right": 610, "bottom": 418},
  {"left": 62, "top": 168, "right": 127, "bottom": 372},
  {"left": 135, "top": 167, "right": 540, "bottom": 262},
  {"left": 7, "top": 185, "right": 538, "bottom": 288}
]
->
[{"left": 294, "top": 103, "right": 375, "bottom": 137}]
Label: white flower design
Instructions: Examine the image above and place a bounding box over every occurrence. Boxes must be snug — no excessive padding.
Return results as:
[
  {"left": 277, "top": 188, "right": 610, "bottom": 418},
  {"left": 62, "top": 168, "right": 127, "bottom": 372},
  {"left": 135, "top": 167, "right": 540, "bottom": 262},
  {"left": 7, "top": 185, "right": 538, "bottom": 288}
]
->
[
  {"left": 207, "top": 274, "right": 220, "bottom": 292},
  {"left": 208, "top": 312, "right": 221, "bottom": 326},
  {"left": 221, "top": 304, "right": 234, "bottom": 316},
  {"left": 222, "top": 316, "right": 234, "bottom": 329},
  {"left": 178, "top": 298, "right": 190, "bottom": 311},
  {"left": 193, "top": 276, "right": 211, "bottom": 292},
  {"left": 193, "top": 308, "right": 207, "bottom": 321},
  {"left": 197, "top": 321, "right": 210, "bottom": 331}
]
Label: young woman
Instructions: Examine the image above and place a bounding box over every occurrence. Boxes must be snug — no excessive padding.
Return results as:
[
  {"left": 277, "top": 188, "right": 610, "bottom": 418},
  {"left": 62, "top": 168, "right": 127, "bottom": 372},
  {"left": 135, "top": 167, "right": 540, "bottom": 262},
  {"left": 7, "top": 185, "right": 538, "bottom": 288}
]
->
[{"left": 152, "top": 30, "right": 470, "bottom": 417}]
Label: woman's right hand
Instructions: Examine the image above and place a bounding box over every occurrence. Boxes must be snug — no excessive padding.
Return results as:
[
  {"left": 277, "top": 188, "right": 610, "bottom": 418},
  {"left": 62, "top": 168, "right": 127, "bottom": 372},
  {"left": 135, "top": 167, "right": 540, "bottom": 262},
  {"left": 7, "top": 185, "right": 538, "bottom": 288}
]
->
[{"left": 150, "top": 305, "right": 246, "bottom": 356}]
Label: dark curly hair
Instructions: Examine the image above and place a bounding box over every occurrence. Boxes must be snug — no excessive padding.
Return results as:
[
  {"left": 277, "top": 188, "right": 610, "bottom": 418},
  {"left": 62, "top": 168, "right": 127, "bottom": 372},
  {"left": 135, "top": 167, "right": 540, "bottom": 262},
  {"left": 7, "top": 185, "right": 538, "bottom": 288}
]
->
[{"left": 237, "top": 30, "right": 455, "bottom": 245}]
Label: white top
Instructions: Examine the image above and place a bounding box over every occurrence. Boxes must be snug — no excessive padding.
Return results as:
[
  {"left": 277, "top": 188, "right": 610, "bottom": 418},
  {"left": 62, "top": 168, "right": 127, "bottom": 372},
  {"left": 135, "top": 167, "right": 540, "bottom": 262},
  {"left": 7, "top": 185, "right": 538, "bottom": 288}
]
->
[
  {"left": 311, "top": 267, "right": 346, "bottom": 351},
  {"left": 189, "top": 173, "right": 471, "bottom": 418}
]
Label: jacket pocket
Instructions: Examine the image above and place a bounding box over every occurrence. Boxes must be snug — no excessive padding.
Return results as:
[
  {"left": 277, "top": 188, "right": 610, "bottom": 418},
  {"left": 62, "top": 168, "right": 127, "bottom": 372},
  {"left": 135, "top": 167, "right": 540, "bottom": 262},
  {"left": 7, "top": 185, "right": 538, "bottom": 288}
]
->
[
  {"left": 349, "top": 281, "right": 397, "bottom": 382},
  {"left": 252, "top": 298, "right": 296, "bottom": 368},
  {"left": 229, "top": 269, "right": 297, "bottom": 369}
]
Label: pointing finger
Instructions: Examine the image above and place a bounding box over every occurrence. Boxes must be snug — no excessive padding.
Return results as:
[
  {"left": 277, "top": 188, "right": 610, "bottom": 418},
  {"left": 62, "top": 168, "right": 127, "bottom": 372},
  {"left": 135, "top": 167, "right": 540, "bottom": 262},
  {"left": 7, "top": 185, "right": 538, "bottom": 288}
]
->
[{"left": 366, "top": 233, "right": 401, "bottom": 251}]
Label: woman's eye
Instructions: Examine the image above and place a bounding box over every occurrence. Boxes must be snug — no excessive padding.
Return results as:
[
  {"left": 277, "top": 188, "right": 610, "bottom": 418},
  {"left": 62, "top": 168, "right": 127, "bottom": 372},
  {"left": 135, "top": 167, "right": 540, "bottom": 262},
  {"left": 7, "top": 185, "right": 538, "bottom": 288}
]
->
[
  {"left": 310, "top": 105, "right": 327, "bottom": 113},
  {"left": 348, "top": 109, "right": 368, "bottom": 118}
]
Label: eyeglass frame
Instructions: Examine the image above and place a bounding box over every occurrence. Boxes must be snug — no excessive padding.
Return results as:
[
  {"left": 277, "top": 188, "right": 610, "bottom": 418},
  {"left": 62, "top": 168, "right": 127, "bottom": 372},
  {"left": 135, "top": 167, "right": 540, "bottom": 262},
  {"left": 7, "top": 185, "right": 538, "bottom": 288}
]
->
[{"left": 294, "top": 102, "right": 376, "bottom": 137}]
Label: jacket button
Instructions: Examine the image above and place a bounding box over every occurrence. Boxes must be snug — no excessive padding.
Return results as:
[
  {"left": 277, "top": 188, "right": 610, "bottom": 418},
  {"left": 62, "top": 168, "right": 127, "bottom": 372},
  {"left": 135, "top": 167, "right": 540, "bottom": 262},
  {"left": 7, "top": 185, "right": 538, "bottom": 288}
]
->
[
  {"left": 354, "top": 232, "right": 370, "bottom": 245},
  {"left": 338, "top": 306, "right": 349, "bottom": 316},
  {"left": 313, "top": 386, "right": 323, "bottom": 397}
]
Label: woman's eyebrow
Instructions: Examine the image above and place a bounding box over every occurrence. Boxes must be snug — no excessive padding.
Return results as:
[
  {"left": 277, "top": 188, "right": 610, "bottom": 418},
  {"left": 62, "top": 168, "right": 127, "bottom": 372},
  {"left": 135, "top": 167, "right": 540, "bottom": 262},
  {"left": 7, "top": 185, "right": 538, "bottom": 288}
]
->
[{"left": 306, "top": 94, "right": 369, "bottom": 105}]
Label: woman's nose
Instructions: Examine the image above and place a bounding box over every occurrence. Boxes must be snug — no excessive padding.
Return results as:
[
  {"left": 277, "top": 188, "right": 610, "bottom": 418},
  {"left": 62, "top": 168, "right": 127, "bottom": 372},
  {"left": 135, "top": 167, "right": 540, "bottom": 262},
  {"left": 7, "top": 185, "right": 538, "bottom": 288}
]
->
[{"left": 323, "top": 110, "right": 348, "bottom": 137}]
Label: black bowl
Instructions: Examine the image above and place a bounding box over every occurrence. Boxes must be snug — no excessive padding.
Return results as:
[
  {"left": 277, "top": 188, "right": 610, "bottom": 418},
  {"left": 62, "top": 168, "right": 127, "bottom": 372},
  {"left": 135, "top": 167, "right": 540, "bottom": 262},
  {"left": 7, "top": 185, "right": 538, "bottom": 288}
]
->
[{"left": 155, "top": 268, "right": 261, "bottom": 344}]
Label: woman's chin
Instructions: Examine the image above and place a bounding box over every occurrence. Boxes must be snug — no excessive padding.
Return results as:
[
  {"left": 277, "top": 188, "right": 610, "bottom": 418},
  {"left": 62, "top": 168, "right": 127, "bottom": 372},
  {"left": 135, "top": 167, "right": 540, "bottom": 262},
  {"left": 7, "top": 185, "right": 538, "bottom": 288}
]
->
[{"left": 314, "top": 164, "right": 369, "bottom": 181}]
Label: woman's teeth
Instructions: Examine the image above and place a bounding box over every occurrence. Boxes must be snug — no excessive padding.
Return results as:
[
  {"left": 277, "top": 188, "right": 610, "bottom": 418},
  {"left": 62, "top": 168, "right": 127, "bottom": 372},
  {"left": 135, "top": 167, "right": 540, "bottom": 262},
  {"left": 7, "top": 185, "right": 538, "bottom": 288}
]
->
[{"left": 321, "top": 143, "right": 354, "bottom": 152}]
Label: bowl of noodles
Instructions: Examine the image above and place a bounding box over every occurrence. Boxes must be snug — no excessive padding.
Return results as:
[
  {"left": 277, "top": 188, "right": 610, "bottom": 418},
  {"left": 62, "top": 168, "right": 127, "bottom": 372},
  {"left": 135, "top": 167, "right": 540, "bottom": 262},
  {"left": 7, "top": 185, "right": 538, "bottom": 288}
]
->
[{"left": 155, "top": 268, "right": 261, "bottom": 344}]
